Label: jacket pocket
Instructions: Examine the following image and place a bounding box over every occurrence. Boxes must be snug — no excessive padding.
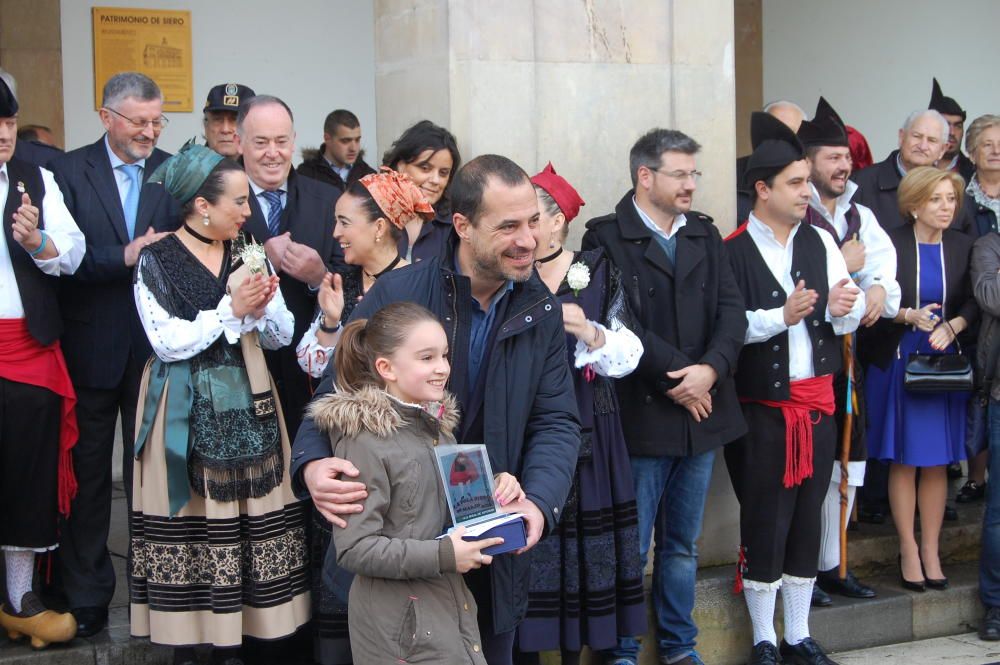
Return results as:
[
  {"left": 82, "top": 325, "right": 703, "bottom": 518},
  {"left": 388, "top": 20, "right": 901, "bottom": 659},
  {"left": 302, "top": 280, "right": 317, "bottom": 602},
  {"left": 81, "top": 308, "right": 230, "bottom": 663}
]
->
[{"left": 395, "top": 595, "right": 421, "bottom": 661}]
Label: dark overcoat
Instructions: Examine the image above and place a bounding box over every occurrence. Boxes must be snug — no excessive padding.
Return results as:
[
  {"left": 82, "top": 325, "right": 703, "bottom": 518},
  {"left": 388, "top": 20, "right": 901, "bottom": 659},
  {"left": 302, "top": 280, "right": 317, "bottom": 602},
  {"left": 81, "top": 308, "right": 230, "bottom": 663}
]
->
[{"left": 581, "top": 192, "right": 747, "bottom": 457}]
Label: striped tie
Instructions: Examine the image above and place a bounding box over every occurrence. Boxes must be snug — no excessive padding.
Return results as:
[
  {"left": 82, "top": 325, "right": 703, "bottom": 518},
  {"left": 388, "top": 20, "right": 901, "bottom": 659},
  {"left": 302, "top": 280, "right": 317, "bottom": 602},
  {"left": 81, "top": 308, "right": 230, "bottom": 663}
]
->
[{"left": 261, "top": 190, "right": 284, "bottom": 237}]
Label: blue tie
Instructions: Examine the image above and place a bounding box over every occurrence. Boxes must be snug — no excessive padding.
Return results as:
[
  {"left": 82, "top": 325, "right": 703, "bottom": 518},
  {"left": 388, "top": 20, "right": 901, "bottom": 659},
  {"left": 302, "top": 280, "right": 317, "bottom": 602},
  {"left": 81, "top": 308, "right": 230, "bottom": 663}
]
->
[
  {"left": 261, "top": 190, "right": 284, "bottom": 237},
  {"left": 119, "top": 164, "right": 142, "bottom": 240}
]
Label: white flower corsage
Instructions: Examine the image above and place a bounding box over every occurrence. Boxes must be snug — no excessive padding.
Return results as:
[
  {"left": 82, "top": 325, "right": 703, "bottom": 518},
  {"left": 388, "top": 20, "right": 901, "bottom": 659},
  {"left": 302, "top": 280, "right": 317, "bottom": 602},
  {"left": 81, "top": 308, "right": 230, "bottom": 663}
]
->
[
  {"left": 240, "top": 239, "right": 268, "bottom": 275},
  {"left": 566, "top": 261, "right": 591, "bottom": 297}
]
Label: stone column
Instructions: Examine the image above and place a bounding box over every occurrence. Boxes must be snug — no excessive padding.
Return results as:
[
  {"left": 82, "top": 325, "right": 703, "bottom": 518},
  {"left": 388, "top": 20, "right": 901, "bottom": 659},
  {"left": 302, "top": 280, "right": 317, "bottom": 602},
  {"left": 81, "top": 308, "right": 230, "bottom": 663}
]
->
[{"left": 375, "top": 0, "right": 738, "bottom": 236}]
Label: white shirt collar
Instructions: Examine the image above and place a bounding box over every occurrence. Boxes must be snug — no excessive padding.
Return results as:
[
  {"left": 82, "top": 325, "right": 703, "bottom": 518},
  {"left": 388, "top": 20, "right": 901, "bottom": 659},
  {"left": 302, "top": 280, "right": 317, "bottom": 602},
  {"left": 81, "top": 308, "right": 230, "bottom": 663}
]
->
[
  {"left": 104, "top": 135, "right": 145, "bottom": 171},
  {"left": 807, "top": 180, "right": 858, "bottom": 222},
  {"left": 748, "top": 211, "right": 801, "bottom": 247},
  {"left": 249, "top": 178, "right": 286, "bottom": 196},
  {"left": 632, "top": 196, "right": 687, "bottom": 241}
]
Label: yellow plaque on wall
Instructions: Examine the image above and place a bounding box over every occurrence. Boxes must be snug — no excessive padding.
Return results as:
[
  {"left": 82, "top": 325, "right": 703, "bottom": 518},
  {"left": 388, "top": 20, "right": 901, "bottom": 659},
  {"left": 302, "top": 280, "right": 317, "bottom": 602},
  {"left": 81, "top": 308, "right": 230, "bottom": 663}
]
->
[{"left": 92, "top": 7, "right": 193, "bottom": 112}]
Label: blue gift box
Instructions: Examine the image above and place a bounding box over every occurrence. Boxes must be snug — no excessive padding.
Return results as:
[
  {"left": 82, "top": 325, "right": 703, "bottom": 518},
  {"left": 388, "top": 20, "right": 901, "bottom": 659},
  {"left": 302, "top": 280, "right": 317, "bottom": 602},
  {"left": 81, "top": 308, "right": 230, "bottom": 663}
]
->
[{"left": 464, "top": 515, "right": 526, "bottom": 556}]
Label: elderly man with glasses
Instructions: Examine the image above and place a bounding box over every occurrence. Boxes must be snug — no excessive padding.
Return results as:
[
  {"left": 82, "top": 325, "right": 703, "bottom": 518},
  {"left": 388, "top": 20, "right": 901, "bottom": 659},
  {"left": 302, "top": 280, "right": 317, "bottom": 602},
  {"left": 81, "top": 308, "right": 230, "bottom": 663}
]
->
[{"left": 47, "top": 71, "right": 181, "bottom": 639}]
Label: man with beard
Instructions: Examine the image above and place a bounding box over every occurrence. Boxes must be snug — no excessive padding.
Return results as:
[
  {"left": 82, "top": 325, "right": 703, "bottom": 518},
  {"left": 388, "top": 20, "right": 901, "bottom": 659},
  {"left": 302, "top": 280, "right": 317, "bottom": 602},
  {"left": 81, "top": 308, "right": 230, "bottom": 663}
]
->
[
  {"left": 726, "top": 112, "right": 862, "bottom": 665},
  {"left": 290, "top": 154, "right": 580, "bottom": 665},
  {"left": 853, "top": 109, "right": 960, "bottom": 233},
  {"left": 235, "top": 94, "right": 343, "bottom": 439},
  {"left": 798, "top": 98, "right": 901, "bottom": 608},
  {"left": 48, "top": 72, "right": 181, "bottom": 638},
  {"left": 297, "top": 109, "right": 376, "bottom": 193},
  {"left": 201, "top": 82, "right": 255, "bottom": 158},
  {"left": 584, "top": 129, "right": 748, "bottom": 665},
  {"left": 929, "top": 78, "right": 975, "bottom": 183}
]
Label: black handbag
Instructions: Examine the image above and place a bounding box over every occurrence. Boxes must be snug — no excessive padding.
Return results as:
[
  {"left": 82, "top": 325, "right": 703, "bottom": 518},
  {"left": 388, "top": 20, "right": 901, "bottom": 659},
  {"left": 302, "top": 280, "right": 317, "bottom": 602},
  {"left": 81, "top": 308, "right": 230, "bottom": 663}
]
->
[
  {"left": 902, "top": 240, "right": 973, "bottom": 393},
  {"left": 904, "top": 351, "right": 973, "bottom": 392}
]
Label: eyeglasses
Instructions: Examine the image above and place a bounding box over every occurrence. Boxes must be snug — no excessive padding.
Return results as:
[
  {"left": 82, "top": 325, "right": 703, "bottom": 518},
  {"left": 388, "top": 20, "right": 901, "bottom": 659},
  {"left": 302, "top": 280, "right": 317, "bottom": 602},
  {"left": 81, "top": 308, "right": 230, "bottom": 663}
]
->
[
  {"left": 651, "top": 168, "right": 702, "bottom": 182},
  {"left": 104, "top": 107, "right": 169, "bottom": 130}
]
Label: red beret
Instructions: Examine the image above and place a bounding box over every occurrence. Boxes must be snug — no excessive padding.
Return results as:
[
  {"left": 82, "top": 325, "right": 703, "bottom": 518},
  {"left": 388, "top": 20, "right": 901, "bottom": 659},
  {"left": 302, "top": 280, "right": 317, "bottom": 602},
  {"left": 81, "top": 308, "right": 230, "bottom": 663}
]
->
[{"left": 530, "top": 162, "right": 585, "bottom": 223}]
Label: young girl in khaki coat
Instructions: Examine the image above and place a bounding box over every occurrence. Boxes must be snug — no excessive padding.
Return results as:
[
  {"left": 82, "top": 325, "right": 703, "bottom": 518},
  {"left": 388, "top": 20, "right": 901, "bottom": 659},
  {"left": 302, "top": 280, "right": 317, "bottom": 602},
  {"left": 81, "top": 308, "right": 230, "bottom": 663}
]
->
[{"left": 309, "top": 302, "right": 523, "bottom": 664}]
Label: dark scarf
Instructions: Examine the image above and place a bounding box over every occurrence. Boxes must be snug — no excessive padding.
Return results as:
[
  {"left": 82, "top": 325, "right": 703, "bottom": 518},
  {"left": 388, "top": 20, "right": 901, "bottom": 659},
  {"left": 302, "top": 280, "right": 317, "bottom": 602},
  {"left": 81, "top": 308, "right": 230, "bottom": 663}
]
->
[{"left": 805, "top": 203, "right": 861, "bottom": 247}]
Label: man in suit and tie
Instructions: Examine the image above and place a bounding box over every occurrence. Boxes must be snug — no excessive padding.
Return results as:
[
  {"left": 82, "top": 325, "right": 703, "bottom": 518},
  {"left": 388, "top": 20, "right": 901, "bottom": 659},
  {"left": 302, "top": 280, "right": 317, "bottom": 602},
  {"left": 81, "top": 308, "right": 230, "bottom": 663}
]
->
[
  {"left": 234, "top": 94, "right": 342, "bottom": 439},
  {"left": 47, "top": 71, "right": 180, "bottom": 638}
]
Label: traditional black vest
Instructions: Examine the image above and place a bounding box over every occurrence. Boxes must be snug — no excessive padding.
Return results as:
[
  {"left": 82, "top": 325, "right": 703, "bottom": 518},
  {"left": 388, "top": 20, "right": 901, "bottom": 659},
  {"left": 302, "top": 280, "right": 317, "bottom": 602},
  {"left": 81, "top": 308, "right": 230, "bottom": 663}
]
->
[
  {"left": 727, "top": 222, "right": 841, "bottom": 401},
  {"left": 3, "top": 158, "right": 62, "bottom": 345}
]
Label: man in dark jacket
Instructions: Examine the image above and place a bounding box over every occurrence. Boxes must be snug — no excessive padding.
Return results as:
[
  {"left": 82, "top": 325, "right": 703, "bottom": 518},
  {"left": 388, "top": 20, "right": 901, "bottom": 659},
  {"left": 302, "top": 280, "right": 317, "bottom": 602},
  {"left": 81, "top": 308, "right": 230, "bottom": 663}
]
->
[
  {"left": 235, "top": 94, "right": 343, "bottom": 439},
  {"left": 291, "top": 154, "right": 580, "bottom": 665},
  {"left": 297, "top": 109, "right": 375, "bottom": 193},
  {"left": 853, "top": 109, "right": 964, "bottom": 233},
  {"left": 48, "top": 72, "right": 181, "bottom": 638},
  {"left": 583, "top": 129, "right": 747, "bottom": 665}
]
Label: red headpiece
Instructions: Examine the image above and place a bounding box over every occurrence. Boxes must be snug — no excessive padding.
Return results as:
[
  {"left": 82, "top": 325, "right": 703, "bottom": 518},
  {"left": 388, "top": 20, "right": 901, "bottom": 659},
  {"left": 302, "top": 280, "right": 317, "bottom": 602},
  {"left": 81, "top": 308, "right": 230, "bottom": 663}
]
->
[{"left": 530, "top": 162, "right": 585, "bottom": 223}]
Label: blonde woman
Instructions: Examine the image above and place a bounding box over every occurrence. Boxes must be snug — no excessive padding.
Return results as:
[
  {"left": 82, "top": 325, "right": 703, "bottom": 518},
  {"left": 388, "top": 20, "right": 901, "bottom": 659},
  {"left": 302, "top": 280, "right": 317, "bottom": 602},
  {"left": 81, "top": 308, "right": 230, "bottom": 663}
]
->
[{"left": 863, "top": 167, "right": 978, "bottom": 592}]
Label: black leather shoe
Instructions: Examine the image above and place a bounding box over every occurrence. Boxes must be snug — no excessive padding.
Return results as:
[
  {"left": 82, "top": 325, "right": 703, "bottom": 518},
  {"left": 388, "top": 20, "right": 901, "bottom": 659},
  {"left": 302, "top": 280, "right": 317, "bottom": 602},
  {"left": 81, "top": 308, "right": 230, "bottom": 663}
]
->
[
  {"left": 817, "top": 569, "right": 877, "bottom": 599},
  {"left": 981, "top": 606, "right": 1000, "bottom": 641},
  {"left": 944, "top": 504, "right": 958, "bottom": 521},
  {"left": 957, "top": 480, "right": 986, "bottom": 503},
  {"left": 857, "top": 505, "right": 886, "bottom": 524},
  {"left": 71, "top": 606, "right": 108, "bottom": 638},
  {"left": 811, "top": 584, "right": 832, "bottom": 607},
  {"left": 779, "top": 637, "right": 840, "bottom": 664},
  {"left": 947, "top": 462, "right": 964, "bottom": 479},
  {"left": 748, "top": 640, "right": 780, "bottom": 665}
]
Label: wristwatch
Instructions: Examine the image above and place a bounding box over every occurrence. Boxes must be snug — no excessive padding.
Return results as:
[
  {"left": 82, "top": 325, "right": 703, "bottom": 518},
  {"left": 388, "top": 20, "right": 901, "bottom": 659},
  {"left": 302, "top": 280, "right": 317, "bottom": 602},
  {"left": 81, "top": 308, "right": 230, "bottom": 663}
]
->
[{"left": 319, "top": 314, "right": 342, "bottom": 334}]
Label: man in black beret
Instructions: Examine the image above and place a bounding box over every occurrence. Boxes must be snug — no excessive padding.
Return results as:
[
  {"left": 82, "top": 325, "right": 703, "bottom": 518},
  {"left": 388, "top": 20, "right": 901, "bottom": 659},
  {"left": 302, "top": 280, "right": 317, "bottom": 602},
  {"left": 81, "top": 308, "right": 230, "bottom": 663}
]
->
[
  {"left": 0, "top": 75, "right": 84, "bottom": 647},
  {"left": 725, "top": 112, "right": 863, "bottom": 665},
  {"left": 930, "top": 78, "right": 975, "bottom": 183}
]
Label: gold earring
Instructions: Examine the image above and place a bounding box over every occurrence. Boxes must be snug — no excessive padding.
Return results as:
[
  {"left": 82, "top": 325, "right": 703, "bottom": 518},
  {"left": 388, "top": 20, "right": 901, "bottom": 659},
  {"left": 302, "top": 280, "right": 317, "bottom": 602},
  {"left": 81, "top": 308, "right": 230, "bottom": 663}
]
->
[
  {"left": 375, "top": 235, "right": 382, "bottom": 243},
  {"left": 203, "top": 214, "right": 211, "bottom": 227}
]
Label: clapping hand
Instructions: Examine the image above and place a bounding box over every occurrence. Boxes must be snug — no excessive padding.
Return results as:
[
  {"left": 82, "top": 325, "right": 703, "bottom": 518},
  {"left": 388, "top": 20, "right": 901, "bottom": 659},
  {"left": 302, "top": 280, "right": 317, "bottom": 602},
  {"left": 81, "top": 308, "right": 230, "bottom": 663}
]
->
[
  {"left": 283, "top": 241, "right": 328, "bottom": 288},
  {"left": 11, "top": 193, "right": 43, "bottom": 253},
  {"left": 783, "top": 280, "right": 818, "bottom": 326},
  {"left": 318, "top": 272, "right": 345, "bottom": 326},
  {"left": 828, "top": 278, "right": 860, "bottom": 317},
  {"left": 231, "top": 272, "right": 279, "bottom": 318}
]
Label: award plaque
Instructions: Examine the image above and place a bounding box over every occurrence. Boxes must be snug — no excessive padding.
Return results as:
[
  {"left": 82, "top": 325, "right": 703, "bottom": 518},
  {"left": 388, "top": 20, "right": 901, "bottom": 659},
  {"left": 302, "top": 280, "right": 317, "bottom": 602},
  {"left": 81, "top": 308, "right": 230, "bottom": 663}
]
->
[{"left": 434, "top": 444, "right": 527, "bottom": 556}]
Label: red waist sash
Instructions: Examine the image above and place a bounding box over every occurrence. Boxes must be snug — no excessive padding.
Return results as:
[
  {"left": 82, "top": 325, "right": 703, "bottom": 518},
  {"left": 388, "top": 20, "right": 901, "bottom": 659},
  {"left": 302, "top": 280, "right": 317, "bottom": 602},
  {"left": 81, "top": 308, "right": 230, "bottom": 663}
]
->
[
  {"left": 0, "top": 319, "right": 78, "bottom": 515},
  {"left": 741, "top": 374, "right": 835, "bottom": 488}
]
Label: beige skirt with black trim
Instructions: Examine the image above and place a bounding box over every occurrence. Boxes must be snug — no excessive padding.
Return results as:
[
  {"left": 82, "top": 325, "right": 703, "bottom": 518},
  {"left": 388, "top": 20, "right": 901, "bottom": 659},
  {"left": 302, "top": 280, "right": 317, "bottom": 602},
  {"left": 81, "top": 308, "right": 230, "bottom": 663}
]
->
[{"left": 129, "top": 365, "right": 311, "bottom": 648}]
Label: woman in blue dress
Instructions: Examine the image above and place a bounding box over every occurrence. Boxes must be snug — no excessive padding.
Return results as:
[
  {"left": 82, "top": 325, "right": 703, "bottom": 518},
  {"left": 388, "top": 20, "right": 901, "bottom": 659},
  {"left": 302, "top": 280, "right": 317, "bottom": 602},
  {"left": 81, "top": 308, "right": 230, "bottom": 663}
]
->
[{"left": 864, "top": 166, "right": 978, "bottom": 591}]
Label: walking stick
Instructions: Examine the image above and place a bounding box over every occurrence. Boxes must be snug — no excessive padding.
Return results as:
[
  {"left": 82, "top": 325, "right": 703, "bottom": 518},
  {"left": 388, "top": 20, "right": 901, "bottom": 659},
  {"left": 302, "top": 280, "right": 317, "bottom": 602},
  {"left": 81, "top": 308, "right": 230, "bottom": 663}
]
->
[{"left": 839, "top": 333, "right": 855, "bottom": 579}]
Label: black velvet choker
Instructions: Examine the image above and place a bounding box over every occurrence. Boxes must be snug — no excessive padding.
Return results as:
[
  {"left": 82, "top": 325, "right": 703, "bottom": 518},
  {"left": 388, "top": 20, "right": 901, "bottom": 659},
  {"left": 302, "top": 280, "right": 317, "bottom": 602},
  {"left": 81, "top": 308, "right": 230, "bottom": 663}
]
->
[
  {"left": 534, "top": 247, "right": 563, "bottom": 265},
  {"left": 183, "top": 223, "right": 217, "bottom": 245},
  {"left": 364, "top": 253, "right": 402, "bottom": 279}
]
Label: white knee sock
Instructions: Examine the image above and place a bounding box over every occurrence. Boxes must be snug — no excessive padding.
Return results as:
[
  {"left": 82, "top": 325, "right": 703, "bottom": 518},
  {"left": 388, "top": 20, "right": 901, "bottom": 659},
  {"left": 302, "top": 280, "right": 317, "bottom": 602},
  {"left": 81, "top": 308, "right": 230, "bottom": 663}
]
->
[
  {"left": 743, "top": 578, "right": 780, "bottom": 646},
  {"left": 4, "top": 550, "right": 35, "bottom": 613},
  {"left": 781, "top": 574, "right": 814, "bottom": 645},
  {"left": 818, "top": 481, "right": 857, "bottom": 572}
]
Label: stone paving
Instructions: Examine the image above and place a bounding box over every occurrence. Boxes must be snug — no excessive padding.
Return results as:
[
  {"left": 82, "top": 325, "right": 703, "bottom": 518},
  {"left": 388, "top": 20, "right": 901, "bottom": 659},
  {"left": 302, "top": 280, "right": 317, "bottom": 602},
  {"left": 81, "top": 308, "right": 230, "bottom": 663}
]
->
[{"left": 834, "top": 632, "right": 1000, "bottom": 664}]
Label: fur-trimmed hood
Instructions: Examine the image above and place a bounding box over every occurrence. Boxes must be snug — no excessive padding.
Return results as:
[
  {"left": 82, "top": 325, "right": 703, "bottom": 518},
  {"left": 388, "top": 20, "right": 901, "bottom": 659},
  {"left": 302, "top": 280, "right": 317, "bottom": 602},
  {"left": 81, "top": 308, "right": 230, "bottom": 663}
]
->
[{"left": 307, "top": 385, "right": 459, "bottom": 440}]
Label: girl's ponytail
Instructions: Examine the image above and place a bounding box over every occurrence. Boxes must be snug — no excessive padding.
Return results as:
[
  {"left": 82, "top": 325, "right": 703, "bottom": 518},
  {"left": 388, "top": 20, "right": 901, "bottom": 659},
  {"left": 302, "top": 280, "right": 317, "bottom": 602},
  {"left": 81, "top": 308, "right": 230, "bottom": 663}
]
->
[{"left": 334, "top": 319, "right": 377, "bottom": 392}]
